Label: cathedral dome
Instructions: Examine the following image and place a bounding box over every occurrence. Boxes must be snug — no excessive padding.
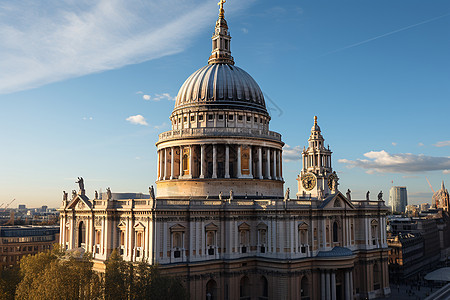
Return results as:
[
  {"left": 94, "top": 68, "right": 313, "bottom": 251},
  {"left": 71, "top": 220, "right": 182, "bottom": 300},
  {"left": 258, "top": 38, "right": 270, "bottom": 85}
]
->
[{"left": 174, "top": 63, "right": 267, "bottom": 114}]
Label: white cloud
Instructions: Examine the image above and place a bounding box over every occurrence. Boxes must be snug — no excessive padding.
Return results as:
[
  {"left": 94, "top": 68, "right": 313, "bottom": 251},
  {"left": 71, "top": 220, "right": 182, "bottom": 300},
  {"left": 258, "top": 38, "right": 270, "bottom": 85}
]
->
[
  {"left": 135, "top": 91, "right": 143, "bottom": 94},
  {"left": 126, "top": 115, "right": 148, "bottom": 126},
  {"left": 339, "top": 150, "right": 450, "bottom": 173},
  {"left": 153, "top": 93, "right": 175, "bottom": 101},
  {"left": 142, "top": 95, "right": 151, "bottom": 100},
  {"left": 418, "top": 142, "right": 424, "bottom": 147},
  {"left": 0, "top": 1, "right": 251, "bottom": 94},
  {"left": 283, "top": 144, "right": 302, "bottom": 162},
  {"left": 153, "top": 122, "right": 168, "bottom": 130},
  {"left": 434, "top": 141, "right": 450, "bottom": 147},
  {"left": 241, "top": 28, "right": 249, "bottom": 34},
  {"left": 392, "top": 142, "right": 397, "bottom": 146},
  {"left": 444, "top": 170, "right": 450, "bottom": 174}
]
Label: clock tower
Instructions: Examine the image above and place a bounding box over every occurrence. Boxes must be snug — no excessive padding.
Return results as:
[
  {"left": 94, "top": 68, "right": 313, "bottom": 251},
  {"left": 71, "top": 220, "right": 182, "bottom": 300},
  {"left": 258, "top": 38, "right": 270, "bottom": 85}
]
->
[{"left": 296, "top": 116, "right": 338, "bottom": 199}]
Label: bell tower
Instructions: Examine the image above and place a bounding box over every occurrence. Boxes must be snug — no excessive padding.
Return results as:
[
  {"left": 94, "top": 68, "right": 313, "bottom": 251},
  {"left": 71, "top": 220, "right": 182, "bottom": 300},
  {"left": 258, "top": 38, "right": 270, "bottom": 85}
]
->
[{"left": 296, "top": 116, "right": 338, "bottom": 199}]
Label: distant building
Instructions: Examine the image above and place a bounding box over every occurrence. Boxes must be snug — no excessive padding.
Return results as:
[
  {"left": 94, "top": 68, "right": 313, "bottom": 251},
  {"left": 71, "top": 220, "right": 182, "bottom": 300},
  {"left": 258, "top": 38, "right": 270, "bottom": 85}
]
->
[
  {"left": 421, "top": 203, "right": 430, "bottom": 212},
  {"left": 433, "top": 181, "right": 449, "bottom": 211},
  {"left": 389, "top": 186, "right": 408, "bottom": 213},
  {"left": 406, "top": 205, "right": 418, "bottom": 215},
  {"left": 0, "top": 226, "right": 59, "bottom": 269},
  {"left": 41, "top": 205, "right": 48, "bottom": 213},
  {"left": 18, "top": 205, "right": 26, "bottom": 210},
  {"left": 388, "top": 233, "right": 424, "bottom": 280}
]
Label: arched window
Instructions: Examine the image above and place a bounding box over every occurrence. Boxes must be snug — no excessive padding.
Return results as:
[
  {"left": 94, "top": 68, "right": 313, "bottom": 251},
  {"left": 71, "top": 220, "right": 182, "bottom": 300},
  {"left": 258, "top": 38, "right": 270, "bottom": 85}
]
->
[
  {"left": 298, "top": 223, "right": 309, "bottom": 253},
  {"left": 240, "top": 276, "right": 250, "bottom": 300},
  {"left": 78, "top": 221, "right": 85, "bottom": 248},
  {"left": 333, "top": 221, "right": 338, "bottom": 243},
  {"left": 371, "top": 220, "right": 379, "bottom": 245},
  {"left": 206, "top": 279, "right": 217, "bottom": 300},
  {"left": 300, "top": 276, "right": 309, "bottom": 299},
  {"left": 259, "top": 276, "right": 268, "bottom": 299}
]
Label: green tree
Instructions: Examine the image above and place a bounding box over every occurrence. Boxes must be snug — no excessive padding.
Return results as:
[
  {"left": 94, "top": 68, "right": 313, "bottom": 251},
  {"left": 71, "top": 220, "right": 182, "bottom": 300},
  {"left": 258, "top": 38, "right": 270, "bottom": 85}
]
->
[
  {"left": 15, "top": 246, "right": 101, "bottom": 300},
  {"left": 0, "top": 265, "right": 20, "bottom": 300}
]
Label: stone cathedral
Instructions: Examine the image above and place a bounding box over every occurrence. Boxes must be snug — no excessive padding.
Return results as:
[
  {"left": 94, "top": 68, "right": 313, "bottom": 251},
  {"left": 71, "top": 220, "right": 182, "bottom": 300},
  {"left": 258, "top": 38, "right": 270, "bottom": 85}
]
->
[{"left": 59, "top": 3, "right": 390, "bottom": 300}]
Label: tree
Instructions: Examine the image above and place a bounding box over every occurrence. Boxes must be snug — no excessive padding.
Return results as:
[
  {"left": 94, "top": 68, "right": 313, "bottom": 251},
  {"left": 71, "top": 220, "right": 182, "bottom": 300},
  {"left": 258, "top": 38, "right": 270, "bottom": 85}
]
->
[
  {"left": 0, "top": 265, "right": 20, "bottom": 300},
  {"left": 15, "top": 245, "right": 101, "bottom": 300}
]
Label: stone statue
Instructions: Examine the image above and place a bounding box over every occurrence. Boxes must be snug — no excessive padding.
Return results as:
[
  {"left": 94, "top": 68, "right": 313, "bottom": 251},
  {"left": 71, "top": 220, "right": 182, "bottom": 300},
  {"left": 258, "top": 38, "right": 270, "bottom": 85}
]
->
[
  {"left": 76, "top": 177, "right": 84, "bottom": 191},
  {"left": 317, "top": 187, "right": 323, "bottom": 201},
  {"left": 219, "top": 192, "right": 223, "bottom": 201},
  {"left": 206, "top": 192, "right": 209, "bottom": 200},
  {"left": 346, "top": 189, "right": 351, "bottom": 201},
  {"left": 284, "top": 188, "right": 290, "bottom": 201},
  {"left": 149, "top": 186, "right": 155, "bottom": 201},
  {"left": 366, "top": 191, "right": 370, "bottom": 201},
  {"left": 63, "top": 191, "right": 68, "bottom": 201},
  {"left": 106, "top": 187, "right": 112, "bottom": 200},
  {"left": 378, "top": 191, "right": 383, "bottom": 201},
  {"left": 94, "top": 190, "right": 98, "bottom": 199},
  {"left": 72, "top": 190, "right": 77, "bottom": 198},
  {"left": 229, "top": 189, "right": 234, "bottom": 201}
]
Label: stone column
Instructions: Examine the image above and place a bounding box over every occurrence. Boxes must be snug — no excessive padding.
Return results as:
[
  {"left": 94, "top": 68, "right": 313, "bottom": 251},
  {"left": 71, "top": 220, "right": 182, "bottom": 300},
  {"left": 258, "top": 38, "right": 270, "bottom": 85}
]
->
[
  {"left": 321, "top": 271, "right": 326, "bottom": 300},
  {"left": 266, "top": 148, "right": 271, "bottom": 179},
  {"left": 248, "top": 145, "right": 253, "bottom": 177},
  {"left": 278, "top": 150, "right": 282, "bottom": 180},
  {"left": 189, "top": 145, "right": 193, "bottom": 178},
  {"left": 258, "top": 147, "right": 263, "bottom": 179},
  {"left": 225, "top": 145, "right": 230, "bottom": 178},
  {"left": 170, "top": 147, "right": 174, "bottom": 180},
  {"left": 212, "top": 144, "right": 217, "bottom": 178},
  {"left": 159, "top": 150, "right": 164, "bottom": 180},
  {"left": 331, "top": 271, "right": 336, "bottom": 300},
  {"left": 325, "top": 271, "right": 331, "bottom": 300},
  {"left": 179, "top": 146, "right": 183, "bottom": 177},
  {"left": 273, "top": 149, "right": 277, "bottom": 180},
  {"left": 350, "top": 270, "right": 354, "bottom": 299},
  {"left": 164, "top": 148, "right": 168, "bottom": 180},
  {"left": 237, "top": 145, "right": 242, "bottom": 178},
  {"left": 345, "top": 271, "right": 350, "bottom": 300},
  {"left": 200, "top": 145, "right": 205, "bottom": 179}
]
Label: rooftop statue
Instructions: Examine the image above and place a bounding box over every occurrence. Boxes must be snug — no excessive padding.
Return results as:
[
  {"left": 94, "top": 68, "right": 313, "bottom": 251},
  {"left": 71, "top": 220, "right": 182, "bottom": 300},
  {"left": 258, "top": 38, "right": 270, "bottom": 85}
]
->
[
  {"left": 76, "top": 177, "right": 84, "bottom": 191},
  {"left": 378, "top": 191, "right": 383, "bottom": 201},
  {"left": 346, "top": 189, "right": 351, "bottom": 201}
]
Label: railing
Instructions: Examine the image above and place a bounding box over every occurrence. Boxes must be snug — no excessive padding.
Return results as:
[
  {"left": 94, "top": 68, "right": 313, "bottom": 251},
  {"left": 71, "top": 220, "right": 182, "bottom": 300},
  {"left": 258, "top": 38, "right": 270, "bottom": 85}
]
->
[{"left": 158, "top": 127, "right": 282, "bottom": 142}]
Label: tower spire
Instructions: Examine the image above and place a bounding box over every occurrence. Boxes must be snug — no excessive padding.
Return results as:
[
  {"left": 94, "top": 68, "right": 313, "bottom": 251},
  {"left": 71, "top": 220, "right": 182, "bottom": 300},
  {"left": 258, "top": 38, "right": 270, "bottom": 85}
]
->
[{"left": 208, "top": 0, "right": 234, "bottom": 65}]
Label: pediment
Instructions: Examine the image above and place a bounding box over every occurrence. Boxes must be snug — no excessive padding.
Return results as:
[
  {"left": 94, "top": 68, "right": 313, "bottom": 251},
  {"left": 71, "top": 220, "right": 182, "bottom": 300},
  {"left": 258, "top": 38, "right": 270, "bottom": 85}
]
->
[
  {"left": 205, "top": 222, "right": 218, "bottom": 231},
  {"left": 118, "top": 221, "right": 126, "bottom": 228},
  {"left": 257, "top": 222, "right": 268, "bottom": 230},
  {"left": 170, "top": 224, "right": 186, "bottom": 232},
  {"left": 238, "top": 222, "right": 251, "bottom": 231},
  {"left": 320, "top": 192, "right": 355, "bottom": 210},
  {"left": 134, "top": 222, "right": 146, "bottom": 230},
  {"left": 66, "top": 195, "right": 92, "bottom": 211}
]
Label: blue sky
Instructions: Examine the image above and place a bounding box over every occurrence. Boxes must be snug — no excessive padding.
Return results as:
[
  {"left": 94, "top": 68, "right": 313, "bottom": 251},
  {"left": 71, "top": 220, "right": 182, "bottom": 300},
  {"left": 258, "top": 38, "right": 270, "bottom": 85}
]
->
[{"left": 1, "top": 0, "right": 449, "bottom": 208}]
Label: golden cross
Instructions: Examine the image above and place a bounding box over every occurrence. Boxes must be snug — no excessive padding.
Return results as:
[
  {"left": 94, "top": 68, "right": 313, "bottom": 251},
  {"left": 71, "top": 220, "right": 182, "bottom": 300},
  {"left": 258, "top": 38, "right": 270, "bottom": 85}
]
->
[{"left": 218, "top": 0, "right": 226, "bottom": 10}]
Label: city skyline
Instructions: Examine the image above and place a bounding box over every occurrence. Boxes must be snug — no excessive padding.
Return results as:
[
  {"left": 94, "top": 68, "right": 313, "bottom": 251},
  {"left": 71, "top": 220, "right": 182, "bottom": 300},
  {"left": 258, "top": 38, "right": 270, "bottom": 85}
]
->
[{"left": 1, "top": 0, "right": 449, "bottom": 207}]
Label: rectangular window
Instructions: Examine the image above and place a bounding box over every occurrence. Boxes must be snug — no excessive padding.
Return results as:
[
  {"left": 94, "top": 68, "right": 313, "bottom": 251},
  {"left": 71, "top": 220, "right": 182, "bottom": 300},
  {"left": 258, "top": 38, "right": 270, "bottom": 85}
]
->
[
  {"left": 218, "top": 115, "right": 224, "bottom": 120},
  {"left": 238, "top": 115, "right": 243, "bottom": 121},
  {"left": 247, "top": 116, "right": 251, "bottom": 122},
  {"left": 183, "top": 116, "right": 187, "bottom": 122},
  {"left": 190, "top": 116, "right": 195, "bottom": 122},
  {"left": 208, "top": 114, "right": 214, "bottom": 120},
  {"left": 199, "top": 115, "right": 204, "bottom": 121},
  {"left": 254, "top": 117, "right": 257, "bottom": 122},
  {"left": 228, "top": 114, "right": 233, "bottom": 120}
]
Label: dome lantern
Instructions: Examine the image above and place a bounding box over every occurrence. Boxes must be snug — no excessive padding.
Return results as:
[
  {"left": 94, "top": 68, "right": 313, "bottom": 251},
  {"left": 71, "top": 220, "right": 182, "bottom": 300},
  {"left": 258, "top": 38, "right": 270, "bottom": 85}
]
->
[{"left": 208, "top": 0, "right": 234, "bottom": 65}]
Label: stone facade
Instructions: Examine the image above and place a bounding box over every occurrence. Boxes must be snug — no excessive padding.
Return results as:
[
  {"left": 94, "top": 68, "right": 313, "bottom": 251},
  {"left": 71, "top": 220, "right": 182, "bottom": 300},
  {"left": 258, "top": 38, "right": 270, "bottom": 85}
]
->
[{"left": 59, "top": 4, "right": 390, "bottom": 300}]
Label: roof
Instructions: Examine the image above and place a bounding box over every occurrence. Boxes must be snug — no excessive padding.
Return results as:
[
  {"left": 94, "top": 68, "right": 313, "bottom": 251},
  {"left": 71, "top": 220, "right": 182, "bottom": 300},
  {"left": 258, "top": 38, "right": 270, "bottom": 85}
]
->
[
  {"left": 174, "top": 63, "right": 267, "bottom": 114},
  {"left": 425, "top": 268, "right": 450, "bottom": 282},
  {"left": 317, "top": 246, "right": 353, "bottom": 257}
]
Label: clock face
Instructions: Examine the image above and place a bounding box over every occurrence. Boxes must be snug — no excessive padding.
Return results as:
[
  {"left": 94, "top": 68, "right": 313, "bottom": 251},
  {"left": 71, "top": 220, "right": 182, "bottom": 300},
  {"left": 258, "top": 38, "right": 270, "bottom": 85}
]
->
[
  {"left": 328, "top": 173, "right": 335, "bottom": 190},
  {"left": 302, "top": 173, "right": 316, "bottom": 191}
]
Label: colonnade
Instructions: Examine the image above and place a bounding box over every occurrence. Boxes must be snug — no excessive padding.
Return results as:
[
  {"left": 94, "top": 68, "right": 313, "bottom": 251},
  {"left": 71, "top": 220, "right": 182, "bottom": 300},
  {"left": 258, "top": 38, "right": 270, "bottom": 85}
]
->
[
  {"left": 320, "top": 269, "right": 354, "bottom": 300},
  {"left": 157, "top": 144, "right": 283, "bottom": 181}
]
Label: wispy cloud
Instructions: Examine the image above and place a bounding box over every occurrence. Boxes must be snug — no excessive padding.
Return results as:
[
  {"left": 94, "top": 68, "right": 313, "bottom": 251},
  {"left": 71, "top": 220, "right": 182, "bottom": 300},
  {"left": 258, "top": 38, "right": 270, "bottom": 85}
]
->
[
  {"left": 321, "top": 12, "right": 450, "bottom": 56},
  {"left": 392, "top": 142, "right": 397, "bottom": 146},
  {"left": 339, "top": 150, "right": 450, "bottom": 173},
  {"left": 444, "top": 170, "right": 450, "bottom": 174},
  {"left": 139, "top": 92, "right": 175, "bottom": 101},
  {"left": 126, "top": 115, "right": 148, "bottom": 126},
  {"left": 283, "top": 144, "right": 302, "bottom": 162},
  {"left": 153, "top": 122, "right": 168, "bottom": 130},
  {"left": 418, "top": 142, "right": 425, "bottom": 147},
  {"left": 0, "top": 1, "right": 251, "bottom": 94},
  {"left": 434, "top": 141, "right": 450, "bottom": 147}
]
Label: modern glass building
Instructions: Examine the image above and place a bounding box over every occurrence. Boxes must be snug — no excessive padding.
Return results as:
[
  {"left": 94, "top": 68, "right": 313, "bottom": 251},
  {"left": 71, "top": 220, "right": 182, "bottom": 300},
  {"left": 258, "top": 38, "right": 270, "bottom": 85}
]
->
[{"left": 389, "top": 186, "right": 408, "bottom": 213}]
